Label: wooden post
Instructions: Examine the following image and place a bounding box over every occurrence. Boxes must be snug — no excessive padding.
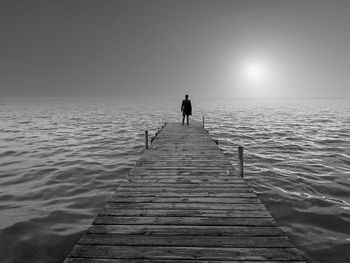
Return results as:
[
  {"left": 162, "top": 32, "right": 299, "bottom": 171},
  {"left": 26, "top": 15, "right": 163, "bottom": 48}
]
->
[
  {"left": 213, "top": 139, "right": 218, "bottom": 145},
  {"left": 202, "top": 116, "right": 205, "bottom": 127},
  {"left": 238, "top": 146, "right": 243, "bottom": 178},
  {"left": 145, "top": 130, "right": 149, "bottom": 150}
]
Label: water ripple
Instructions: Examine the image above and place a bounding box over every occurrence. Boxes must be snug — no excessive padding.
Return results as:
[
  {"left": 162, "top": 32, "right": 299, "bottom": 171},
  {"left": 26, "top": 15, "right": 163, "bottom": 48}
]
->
[
  {"left": 0, "top": 98, "right": 350, "bottom": 263},
  {"left": 203, "top": 99, "right": 350, "bottom": 263}
]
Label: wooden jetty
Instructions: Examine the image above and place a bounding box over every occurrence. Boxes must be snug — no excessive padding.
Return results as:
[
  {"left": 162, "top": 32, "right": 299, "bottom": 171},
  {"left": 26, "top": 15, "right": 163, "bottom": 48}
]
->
[{"left": 64, "top": 122, "right": 306, "bottom": 262}]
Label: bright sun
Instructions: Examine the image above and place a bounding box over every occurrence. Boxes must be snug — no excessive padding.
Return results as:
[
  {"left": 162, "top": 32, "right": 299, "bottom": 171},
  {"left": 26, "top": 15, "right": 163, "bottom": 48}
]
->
[
  {"left": 242, "top": 61, "right": 266, "bottom": 82},
  {"left": 231, "top": 58, "right": 277, "bottom": 98}
]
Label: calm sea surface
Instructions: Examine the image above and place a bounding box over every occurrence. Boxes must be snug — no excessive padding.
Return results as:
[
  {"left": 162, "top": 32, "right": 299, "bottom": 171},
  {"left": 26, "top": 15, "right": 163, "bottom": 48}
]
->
[{"left": 0, "top": 98, "right": 349, "bottom": 263}]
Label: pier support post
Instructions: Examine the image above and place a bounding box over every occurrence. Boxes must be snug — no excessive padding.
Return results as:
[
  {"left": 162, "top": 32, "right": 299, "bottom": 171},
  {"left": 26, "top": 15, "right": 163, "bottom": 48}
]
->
[
  {"left": 238, "top": 146, "right": 243, "bottom": 178},
  {"left": 145, "top": 130, "right": 149, "bottom": 150},
  {"left": 202, "top": 116, "right": 205, "bottom": 127}
]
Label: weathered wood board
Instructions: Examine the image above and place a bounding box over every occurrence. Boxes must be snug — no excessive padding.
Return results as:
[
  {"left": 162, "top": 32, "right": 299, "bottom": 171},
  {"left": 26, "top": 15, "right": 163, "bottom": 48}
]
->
[{"left": 64, "top": 122, "right": 306, "bottom": 262}]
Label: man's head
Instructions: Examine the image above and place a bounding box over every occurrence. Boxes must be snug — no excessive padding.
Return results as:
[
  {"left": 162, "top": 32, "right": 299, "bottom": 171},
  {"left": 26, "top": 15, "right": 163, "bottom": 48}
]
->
[{"left": 185, "top": 94, "right": 189, "bottom": 99}]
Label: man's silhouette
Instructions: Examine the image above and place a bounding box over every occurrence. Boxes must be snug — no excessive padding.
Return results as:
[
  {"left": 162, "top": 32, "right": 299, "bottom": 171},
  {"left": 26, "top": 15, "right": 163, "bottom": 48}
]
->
[{"left": 181, "top": 94, "right": 192, "bottom": 125}]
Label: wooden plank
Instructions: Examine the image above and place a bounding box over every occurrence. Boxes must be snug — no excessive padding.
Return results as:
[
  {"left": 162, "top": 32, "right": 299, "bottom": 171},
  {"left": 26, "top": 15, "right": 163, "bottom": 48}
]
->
[
  {"left": 109, "top": 197, "right": 261, "bottom": 204},
  {"left": 69, "top": 245, "right": 305, "bottom": 260},
  {"left": 104, "top": 202, "right": 266, "bottom": 211},
  {"left": 92, "top": 216, "right": 275, "bottom": 226},
  {"left": 79, "top": 234, "right": 293, "bottom": 248},
  {"left": 65, "top": 259, "right": 305, "bottom": 263},
  {"left": 124, "top": 179, "right": 242, "bottom": 183},
  {"left": 87, "top": 225, "right": 284, "bottom": 236},
  {"left": 119, "top": 183, "right": 249, "bottom": 188},
  {"left": 136, "top": 162, "right": 231, "bottom": 165},
  {"left": 129, "top": 171, "right": 236, "bottom": 176},
  {"left": 131, "top": 168, "right": 235, "bottom": 171},
  {"left": 125, "top": 177, "right": 244, "bottom": 182},
  {"left": 125, "top": 177, "right": 242, "bottom": 182},
  {"left": 130, "top": 167, "right": 233, "bottom": 171},
  {"left": 128, "top": 173, "right": 240, "bottom": 177},
  {"left": 134, "top": 166, "right": 234, "bottom": 170},
  {"left": 115, "top": 187, "right": 254, "bottom": 193},
  {"left": 113, "top": 192, "right": 257, "bottom": 198},
  {"left": 135, "top": 163, "right": 232, "bottom": 166},
  {"left": 99, "top": 208, "right": 273, "bottom": 217}
]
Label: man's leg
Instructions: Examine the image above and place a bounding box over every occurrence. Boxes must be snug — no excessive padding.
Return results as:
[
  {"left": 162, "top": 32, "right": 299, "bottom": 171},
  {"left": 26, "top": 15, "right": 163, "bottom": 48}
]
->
[
  {"left": 182, "top": 114, "right": 185, "bottom": 125},
  {"left": 186, "top": 115, "right": 189, "bottom": 125}
]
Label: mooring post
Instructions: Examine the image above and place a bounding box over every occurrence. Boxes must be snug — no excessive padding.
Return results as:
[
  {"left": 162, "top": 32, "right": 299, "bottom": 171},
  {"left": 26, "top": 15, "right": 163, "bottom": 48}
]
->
[
  {"left": 202, "top": 116, "right": 205, "bottom": 127},
  {"left": 238, "top": 146, "right": 243, "bottom": 178},
  {"left": 145, "top": 130, "right": 149, "bottom": 150}
]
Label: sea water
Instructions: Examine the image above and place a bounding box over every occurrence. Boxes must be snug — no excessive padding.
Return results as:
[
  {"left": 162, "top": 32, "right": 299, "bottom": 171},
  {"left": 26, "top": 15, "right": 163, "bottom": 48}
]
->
[{"left": 0, "top": 97, "right": 349, "bottom": 263}]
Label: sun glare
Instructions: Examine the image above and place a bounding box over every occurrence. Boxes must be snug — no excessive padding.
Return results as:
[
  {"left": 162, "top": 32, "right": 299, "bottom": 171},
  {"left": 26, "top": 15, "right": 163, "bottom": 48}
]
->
[
  {"left": 243, "top": 61, "right": 266, "bottom": 82},
  {"left": 230, "top": 57, "right": 280, "bottom": 98}
]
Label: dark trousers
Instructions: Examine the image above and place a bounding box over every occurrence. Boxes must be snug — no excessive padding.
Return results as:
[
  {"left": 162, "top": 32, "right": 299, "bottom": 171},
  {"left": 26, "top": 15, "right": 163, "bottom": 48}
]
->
[{"left": 182, "top": 114, "right": 189, "bottom": 125}]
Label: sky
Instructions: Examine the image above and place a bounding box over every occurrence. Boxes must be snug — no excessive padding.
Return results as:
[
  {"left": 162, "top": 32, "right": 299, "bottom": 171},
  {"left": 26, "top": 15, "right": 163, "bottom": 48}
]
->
[{"left": 1, "top": 0, "right": 350, "bottom": 99}]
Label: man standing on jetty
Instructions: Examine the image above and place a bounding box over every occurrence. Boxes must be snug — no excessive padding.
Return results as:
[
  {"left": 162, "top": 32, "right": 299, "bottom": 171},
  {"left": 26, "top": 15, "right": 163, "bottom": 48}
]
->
[{"left": 181, "top": 94, "right": 192, "bottom": 125}]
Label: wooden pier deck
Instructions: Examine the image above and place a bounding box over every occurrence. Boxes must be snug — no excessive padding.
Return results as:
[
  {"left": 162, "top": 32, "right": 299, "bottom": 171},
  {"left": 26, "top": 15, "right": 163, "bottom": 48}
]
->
[{"left": 64, "top": 122, "right": 306, "bottom": 262}]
